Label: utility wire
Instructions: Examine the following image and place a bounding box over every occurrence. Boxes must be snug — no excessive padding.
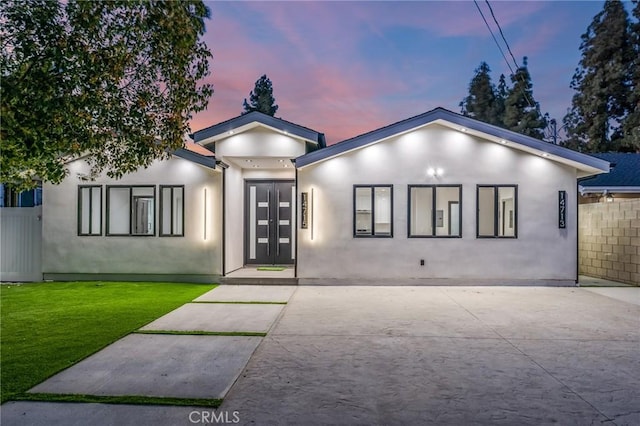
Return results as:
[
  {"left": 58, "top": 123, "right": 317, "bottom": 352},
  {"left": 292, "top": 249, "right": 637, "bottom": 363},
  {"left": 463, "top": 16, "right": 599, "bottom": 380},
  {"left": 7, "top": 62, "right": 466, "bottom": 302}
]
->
[
  {"left": 473, "top": 0, "right": 515, "bottom": 77},
  {"left": 473, "top": 0, "right": 535, "bottom": 108},
  {"left": 485, "top": 0, "right": 520, "bottom": 72}
]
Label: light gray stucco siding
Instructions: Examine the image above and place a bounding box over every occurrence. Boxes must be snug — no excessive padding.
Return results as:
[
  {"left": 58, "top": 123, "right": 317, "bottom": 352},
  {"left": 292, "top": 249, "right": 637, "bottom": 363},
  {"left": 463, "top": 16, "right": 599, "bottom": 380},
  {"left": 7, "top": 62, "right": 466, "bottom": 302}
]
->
[
  {"left": 43, "top": 156, "right": 222, "bottom": 278},
  {"left": 296, "top": 124, "right": 578, "bottom": 280}
]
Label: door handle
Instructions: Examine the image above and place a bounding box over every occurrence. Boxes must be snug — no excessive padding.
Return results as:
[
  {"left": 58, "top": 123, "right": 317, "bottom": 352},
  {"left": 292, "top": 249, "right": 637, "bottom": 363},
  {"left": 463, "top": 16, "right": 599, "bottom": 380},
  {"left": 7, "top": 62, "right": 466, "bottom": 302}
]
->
[
  {"left": 266, "top": 189, "right": 270, "bottom": 257},
  {"left": 276, "top": 189, "right": 280, "bottom": 256}
]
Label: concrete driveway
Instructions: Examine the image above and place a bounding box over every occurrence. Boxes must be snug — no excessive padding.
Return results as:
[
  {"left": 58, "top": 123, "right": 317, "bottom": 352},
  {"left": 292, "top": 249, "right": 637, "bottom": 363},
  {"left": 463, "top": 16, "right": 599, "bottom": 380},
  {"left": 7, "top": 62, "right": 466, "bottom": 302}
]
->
[
  {"left": 2, "top": 286, "right": 639, "bottom": 426},
  {"left": 221, "top": 286, "right": 639, "bottom": 426}
]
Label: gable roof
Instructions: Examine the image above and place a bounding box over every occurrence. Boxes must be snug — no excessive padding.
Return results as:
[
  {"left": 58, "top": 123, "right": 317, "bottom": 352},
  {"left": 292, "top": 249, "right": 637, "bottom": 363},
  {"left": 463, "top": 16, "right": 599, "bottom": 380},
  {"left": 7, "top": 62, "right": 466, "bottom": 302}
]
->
[
  {"left": 294, "top": 107, "right": 609, "bottom": 177},
  {"left": 192, "top": 111, "right": 326, "bottom": 148},
  {"left": 579, "top": 153, "right": 640, "bottom": 193}
]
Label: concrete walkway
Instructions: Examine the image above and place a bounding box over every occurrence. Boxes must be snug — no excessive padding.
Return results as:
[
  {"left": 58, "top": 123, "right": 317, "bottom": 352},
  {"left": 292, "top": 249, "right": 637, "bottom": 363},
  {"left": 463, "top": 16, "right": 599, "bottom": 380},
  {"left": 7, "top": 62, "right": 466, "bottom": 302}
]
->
[
  {"left": 14, "top": 285, "right": 295, "bottom": 402},
  {"left": 221, "top": 286, "right": 640, "bottom": 425},
  {"left": 3, "top": 286, "right": 639, "bottom": 426}
]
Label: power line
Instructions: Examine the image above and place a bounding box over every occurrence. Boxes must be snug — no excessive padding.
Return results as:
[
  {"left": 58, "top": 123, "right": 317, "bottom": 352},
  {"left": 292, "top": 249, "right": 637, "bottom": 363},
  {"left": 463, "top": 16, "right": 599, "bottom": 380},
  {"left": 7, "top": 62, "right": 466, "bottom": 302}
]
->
[
  {"left": 485, "top": 0, "right": 520, "bottom": 72},
  {"left": 473, "top": 0, "right": 535, "bottom": 108},
  {"left": 473, "top": 0, "right": 515, "bottom": 77}
]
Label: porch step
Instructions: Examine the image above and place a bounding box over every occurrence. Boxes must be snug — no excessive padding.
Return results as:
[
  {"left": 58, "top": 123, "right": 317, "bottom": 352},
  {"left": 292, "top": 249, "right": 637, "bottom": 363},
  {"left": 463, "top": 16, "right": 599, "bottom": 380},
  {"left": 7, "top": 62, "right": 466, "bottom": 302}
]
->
[{"left": 220, "top": 277, "right": 299, "bottom": 286}]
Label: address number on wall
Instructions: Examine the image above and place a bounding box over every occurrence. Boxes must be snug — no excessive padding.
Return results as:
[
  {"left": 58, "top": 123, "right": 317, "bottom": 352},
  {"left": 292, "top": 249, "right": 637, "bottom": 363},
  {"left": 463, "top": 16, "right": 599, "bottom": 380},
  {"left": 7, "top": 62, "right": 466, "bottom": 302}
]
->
[{"left": 558, "top": 190, "right": 567, "bottom": 229}]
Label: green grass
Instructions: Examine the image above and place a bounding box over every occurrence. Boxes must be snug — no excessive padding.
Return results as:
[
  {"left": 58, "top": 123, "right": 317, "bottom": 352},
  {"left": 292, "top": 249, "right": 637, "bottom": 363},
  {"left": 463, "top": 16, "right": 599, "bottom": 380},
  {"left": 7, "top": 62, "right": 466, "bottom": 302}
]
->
[
  {"left": 191, "top": 300, "right": 287, "bottom": 305},
  {"left": 0, "top": 281, "right": 215, "bottom": 403},
  {"left": 134, "top": 330, "right": 267, "bottom": 337},
  {"left": 17, "top": 393, "right": 222, "bottom": 408}
]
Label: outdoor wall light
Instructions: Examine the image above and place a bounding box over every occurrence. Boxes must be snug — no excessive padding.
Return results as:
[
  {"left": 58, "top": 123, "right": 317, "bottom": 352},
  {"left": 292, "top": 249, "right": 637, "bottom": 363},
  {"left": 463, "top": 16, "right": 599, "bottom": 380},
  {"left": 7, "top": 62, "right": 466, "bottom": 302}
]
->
[
  {"left": 203, "top": 188, "right": 208, "bottom": 241},
  {"left": 604, "top": 190, "right": 614, "bottom": 203},
  {"left": 310, "top": 187, "right": 315, "bottom": 241},
  {"left": 427, "top": 168, "right": 443, "bottom": 177}
]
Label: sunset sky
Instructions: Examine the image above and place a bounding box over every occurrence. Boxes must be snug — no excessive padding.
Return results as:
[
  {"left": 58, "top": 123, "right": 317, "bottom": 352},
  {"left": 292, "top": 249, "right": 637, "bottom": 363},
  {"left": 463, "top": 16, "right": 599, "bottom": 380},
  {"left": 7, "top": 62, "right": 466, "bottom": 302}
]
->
[{"left": 190, "top": 1, "right": 610, "bottom": 144}]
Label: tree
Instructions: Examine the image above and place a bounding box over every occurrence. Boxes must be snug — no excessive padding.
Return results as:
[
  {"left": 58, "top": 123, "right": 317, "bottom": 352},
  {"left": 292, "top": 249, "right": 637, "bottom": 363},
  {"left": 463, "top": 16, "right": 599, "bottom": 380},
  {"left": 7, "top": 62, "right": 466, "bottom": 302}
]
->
[
  {"left": 460, "top": 62, "right": 500, "bottom": 125},
  {"left": 493, "top": 74, "right": 508, "bottom": 127},
  {"left": 1, "top": 0, "right": 213, "bottom": 190},
  {"left": 242, "top": 74, "right": 279, "bottom": 116},
  {"left": 563, "top": 0, "right": 633, "bottom": 152},
  {"left": 503, "top": 57, "right": 547, "bottom": 139},
  {"left": 621, "top": 0, "right": 640, "bottom": 151}
]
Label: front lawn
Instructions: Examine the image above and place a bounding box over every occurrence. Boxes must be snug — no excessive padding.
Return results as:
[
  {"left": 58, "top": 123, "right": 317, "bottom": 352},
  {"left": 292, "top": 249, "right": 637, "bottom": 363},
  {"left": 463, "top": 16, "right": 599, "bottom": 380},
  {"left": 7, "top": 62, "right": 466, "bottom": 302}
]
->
[{"left": 0, "top": 281, "right": 215, "bottom": 403}]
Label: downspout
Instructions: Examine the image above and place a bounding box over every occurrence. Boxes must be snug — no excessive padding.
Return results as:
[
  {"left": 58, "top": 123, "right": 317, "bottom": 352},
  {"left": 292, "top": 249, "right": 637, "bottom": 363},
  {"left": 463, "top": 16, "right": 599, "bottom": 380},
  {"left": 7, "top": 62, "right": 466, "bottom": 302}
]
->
[
  {"left": 575, "top": 180, "right": 579, "bottom": 285},
  {"left": 222, "top": 166, "right": 226, "bottom": 276},
  {"left": 294, "top": 161, "right": 298, "bottom": 278},
  {"left": 216, "top": 160, "right": 228, "bottom": 277}
]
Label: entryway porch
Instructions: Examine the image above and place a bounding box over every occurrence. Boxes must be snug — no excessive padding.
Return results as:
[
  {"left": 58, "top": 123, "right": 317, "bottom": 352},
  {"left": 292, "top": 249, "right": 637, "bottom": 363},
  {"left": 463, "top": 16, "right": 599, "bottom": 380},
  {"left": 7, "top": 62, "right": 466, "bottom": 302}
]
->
[{"left": 220, "top": 266, "right": 298, "bottom": 285}]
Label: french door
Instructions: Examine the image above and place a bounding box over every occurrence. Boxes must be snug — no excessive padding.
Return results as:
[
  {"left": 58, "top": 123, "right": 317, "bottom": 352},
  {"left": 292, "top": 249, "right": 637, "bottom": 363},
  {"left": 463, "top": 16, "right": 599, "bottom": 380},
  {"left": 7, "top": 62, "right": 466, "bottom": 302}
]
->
[{"left": 245, "top": 180, "right": 295, "bottom": 265}]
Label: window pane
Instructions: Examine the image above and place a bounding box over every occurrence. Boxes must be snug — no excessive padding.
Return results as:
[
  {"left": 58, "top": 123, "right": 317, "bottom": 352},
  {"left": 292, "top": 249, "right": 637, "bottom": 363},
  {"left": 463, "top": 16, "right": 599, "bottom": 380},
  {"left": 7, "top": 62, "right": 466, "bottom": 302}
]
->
[
  {"left": 132, "top": 187, "right": 154, "bottom": 197},
  {"left": 498, "top": 186, "right": 516, "bottom": 237},
  {"left": 410, "top": 187, "right": 433, "bottom": 236},
  {"left": 133, "top": 196, "right": 154, "bottom": 235},
  {"left": 478, "top": 187, "right": 495, "bottom": 236},
  {"left": 173, "top": 187, "right": 183, "bottom": 235},
  {"left": 436, "top": 187, "right": 461, "bottom": 236},
  {"left": 90, "top": 187, "right": 101, "bottom": 234},
  {"left": 80, "top": 188, "right": 91, "bottom": 234},
  {"left": 161, "top": 187, "right": 172, "bottom": 235},
  {"left": 108, "top": 187, "right": 130, "bottom": 234},
  {"left": 355, "top": 187, "right": 372, "bottom": 235},
  {"left": 374, "top": 187, "right": 391, "bottom": 235}
]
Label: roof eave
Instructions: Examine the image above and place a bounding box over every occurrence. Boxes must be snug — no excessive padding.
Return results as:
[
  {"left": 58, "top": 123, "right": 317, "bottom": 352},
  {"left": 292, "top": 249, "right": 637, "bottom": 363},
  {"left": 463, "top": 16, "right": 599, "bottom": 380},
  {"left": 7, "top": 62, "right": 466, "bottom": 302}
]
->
[
  {"left": 192, "top": 111, "right": 322, "bottom": 145},
  {"left": 579, "top": 185, "right": 640, "bottom": 194},
  {"left": 173, "top": 148, "right": 217, "bottom": 170},
  {"left": 295, "top": 108, "right": 610, "bottom": 175}
]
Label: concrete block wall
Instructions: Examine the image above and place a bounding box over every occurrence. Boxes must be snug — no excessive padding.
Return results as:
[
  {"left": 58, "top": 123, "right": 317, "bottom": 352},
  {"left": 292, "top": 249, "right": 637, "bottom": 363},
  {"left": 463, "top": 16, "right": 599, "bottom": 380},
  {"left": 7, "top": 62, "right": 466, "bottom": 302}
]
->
[{"left": 579, "top": 199, "right": 640, "bottom": 285}]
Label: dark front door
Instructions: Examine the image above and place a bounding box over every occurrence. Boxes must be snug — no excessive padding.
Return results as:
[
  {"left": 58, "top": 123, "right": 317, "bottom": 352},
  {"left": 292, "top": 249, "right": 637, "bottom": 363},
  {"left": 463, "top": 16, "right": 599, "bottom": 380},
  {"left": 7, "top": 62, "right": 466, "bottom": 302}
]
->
[{"left": 245, "top": 180, "right": 295, "bottom": 265}]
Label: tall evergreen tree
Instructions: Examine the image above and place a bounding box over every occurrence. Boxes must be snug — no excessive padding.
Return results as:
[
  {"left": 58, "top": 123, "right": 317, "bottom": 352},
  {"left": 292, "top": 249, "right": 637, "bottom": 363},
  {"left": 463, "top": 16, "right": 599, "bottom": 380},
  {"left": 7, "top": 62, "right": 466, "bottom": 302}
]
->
[
  {"left": 460, "top": 62, "right": 499, "bottom": 125},
  {"left": 503, "top": 57, "right": 547, "bottom": 139},
  {"left": 563, "top": 0, "right": 633, "bottom": 152},
  {"left": 242, "top": 74, "right": 279, "bottom": 116},
  {"left": 621, "top": 0, "right": 640, "bottom": 151},
  {"left": 493, "top": 74, "right": 508, "bottom": 127}
]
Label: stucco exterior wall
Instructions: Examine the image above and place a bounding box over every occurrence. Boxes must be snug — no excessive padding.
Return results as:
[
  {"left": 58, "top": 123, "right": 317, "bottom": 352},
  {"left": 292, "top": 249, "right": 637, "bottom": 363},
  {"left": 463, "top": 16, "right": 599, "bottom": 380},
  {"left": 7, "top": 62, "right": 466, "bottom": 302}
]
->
[
  {"left": 43, "top": 156, "right": 222, "bottom": 281},
  {"left": 579, "top": 199, "right": 640, "bottom": 285},
  {"left": 296, "top": 124, "right": 578, "bottom": 281},
  {"left": 213, "top": 127, "right": 307, "bottom": 158}
]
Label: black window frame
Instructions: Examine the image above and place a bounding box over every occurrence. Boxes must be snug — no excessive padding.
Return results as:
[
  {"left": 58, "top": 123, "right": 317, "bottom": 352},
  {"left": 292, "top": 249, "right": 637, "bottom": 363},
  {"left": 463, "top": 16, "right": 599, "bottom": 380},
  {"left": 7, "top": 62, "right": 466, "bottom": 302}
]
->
[
  {"left": 77, "top": 185, "right": 102, "bottom": 236},
  {"left": 476, "top": 184, "right": 518, "bottom": 239},
  {"left": 106, "top": 185, "right": 156, "bottom": 237},
  {"left": 159, "top": 185, "right": 185, "bottom": 237},
  {"left": 353, "top": 184, "right": 394, "bottom": 238},
  {"left": 407, "top": 184, "right": 462, "bottom": 238}
]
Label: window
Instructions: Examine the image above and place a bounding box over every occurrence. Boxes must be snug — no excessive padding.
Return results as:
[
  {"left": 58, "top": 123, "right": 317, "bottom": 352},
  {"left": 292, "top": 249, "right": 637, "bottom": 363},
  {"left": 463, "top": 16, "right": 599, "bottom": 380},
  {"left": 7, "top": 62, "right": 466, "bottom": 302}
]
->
[
  {"left": 78, "top": 186, "right": 102, "bottom": 235},
  {"left": 160, "top": 186, "right": 184, "bottom": 237},
  {"left": 408, "top": 185, "right": 461, "bottom": 237},
  {"left": 106, "top": 186, "right": 155, "bottom": 236},
  {"left": 354, "top": 185, "right": 393, "bottom": 237},
  {"left": 0, "top": 185, "right": 42, "bottom": 207},
  {"left": 477, "top": 185, "right": 517, "bottom": 238}
]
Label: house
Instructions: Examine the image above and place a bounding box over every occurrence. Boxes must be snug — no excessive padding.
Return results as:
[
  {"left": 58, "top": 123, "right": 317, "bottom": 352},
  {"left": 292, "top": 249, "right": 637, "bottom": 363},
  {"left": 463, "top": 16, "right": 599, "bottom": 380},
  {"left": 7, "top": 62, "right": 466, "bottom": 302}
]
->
[
  {"left": 40, "top": 108, "right": 609, "bottom": 285},
  {"left": 577, "top": 153, "right": 640, "bottom": 285},
  {"left": 578, "top": 153, "right": 640, "bottom": 203}
]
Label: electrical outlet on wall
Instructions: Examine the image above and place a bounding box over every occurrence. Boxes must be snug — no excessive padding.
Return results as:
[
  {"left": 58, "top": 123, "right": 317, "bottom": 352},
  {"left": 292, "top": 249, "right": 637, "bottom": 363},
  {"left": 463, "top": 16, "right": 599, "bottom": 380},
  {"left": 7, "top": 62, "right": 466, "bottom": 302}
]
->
[{"left": 420, "top": 259, "right": 425, "bottom": 266}]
